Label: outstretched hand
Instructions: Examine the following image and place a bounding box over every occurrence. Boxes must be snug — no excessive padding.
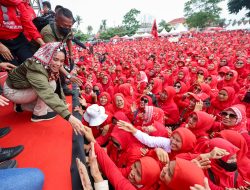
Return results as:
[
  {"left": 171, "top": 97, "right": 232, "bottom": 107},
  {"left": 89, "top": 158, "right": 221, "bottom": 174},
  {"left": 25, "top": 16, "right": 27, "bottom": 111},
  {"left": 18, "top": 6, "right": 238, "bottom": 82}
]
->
[
  {"left": 190, "top": 177, "right": 211, "bottom": 190},
  {"left": 80, "top": 125, "right": 96, "bottom": 143},
  {"left": 117, "top": 120, "right": 137, "bottom": 134},
  {"left": 76, "top": 158, "right": 93, "bottom": 190},
  {"left": 0, "top": 95, "right": 9, "bottom": 106}
]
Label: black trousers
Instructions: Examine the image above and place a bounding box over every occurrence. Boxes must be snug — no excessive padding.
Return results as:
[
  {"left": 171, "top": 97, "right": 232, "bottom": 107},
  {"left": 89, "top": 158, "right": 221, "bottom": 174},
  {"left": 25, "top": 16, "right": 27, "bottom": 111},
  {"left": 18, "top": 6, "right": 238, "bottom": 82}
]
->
[{"left": 0, "top": 33, "right": 34, "bottom": 66}]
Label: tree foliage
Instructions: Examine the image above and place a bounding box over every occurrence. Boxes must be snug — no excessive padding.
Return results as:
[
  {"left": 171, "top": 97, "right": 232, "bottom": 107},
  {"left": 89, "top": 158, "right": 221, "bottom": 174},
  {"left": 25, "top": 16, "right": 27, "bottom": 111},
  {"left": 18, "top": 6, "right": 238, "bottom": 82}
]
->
[
  {"left": 184, "top": 0, "right": 223, "bottom": 28},
  {"left": 99, "top": 19, "right": 107, "bottom": 32},
  {"left": 87, "top": 25, "right": 93, "bottom": 35},
  {"left": 74, "top": 30, "right": 89, "bottom": 42},
  {"left": 122, "top": 8, "right": 141, "bottom": 35},
  {"left": 75, "top": 15, "right": 83, "bottom": 30},
  {"left": 228, "top": 0, "right": 250, "bottom": 17},
  {"left": 99, "top": 26, "right": 128, "bottom": 40},
  {"left": 158, "top": 20, "right": 172, "bottom": 32}
]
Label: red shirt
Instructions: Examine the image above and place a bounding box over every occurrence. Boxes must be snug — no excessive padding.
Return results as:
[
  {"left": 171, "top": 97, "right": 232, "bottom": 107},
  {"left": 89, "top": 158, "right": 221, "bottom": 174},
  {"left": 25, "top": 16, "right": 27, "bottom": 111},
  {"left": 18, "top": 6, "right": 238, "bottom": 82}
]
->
[{"left": 0, "top": 0, "right": 41, "bottom": 40}]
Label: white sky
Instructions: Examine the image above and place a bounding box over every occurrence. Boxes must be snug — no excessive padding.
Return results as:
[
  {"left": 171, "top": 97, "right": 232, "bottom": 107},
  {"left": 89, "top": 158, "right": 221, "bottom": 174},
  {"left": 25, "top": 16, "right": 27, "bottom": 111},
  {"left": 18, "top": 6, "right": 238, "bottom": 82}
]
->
[{"left": 48, "top": 0, "right": 247, "bottom": 33}]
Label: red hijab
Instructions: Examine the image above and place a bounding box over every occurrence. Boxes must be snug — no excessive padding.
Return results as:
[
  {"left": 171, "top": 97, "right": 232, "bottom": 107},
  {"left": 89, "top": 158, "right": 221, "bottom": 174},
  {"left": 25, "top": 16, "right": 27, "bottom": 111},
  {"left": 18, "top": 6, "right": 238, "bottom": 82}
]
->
[
  {"left": 206, "top": 138, "right": 239, "bottom": 189},
  {"left": 209, "top": 87, "right": 236, "bottom": 115},
  {"left": 219, "top": 130, "right": 250, "bottom": 182},
  {"left": 164, "top": 158, "right": 205, "bottom": 190},
  {"left": 139, "top": 157, "right": 161, "bottom": 190}
]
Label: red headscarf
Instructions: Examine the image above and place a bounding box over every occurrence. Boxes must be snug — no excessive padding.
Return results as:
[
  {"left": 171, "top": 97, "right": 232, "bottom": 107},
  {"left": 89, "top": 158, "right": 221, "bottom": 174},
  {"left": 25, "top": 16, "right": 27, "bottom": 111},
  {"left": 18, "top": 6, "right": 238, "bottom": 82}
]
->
[
  {"left": 118, "top": 83, "right": 134, "bottom": 105},
  {"left": 164, "top": 158, "right": 205, "bottom": 190},
  {"left": 205, "top": 138, "right": 239, "bottom": 189},
  {"left": 158, "top": 86, "right": 179, "bottom": 125},
  {"left": 139, "top": 157, "right": 161, "bottom": 190},
  {"left": 219, "top": 130, "right": 250, "bottom": 182},
  {"left": 209, "top": 87, "right": 236, "bottom": 115}
]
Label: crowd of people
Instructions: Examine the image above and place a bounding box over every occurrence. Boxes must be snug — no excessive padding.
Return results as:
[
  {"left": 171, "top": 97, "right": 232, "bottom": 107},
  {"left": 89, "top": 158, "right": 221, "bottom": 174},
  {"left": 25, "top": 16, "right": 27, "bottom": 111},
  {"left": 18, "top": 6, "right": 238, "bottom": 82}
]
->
[{"left": 0, "top": 0, "right": 250, "bottom": 190}]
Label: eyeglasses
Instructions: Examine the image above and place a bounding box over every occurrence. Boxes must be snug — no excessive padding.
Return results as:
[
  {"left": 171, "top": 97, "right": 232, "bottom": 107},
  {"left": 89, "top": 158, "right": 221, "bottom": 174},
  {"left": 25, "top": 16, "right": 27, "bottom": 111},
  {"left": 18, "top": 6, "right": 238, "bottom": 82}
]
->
[
  {"left": 236, "top": 62, "right": 244, "bottom": 65},
  {"left": 220, "top": 111, "right": 237, "bottom": 119},
  {"left": 174, "top": 84, "right": 181, "bottom": 88},
  {"left": 226, "top": 73, "right": 233, "bottom": 77},
  {"left": 140, "top": 98, "right": 148, "bottom": 103},
  {"left": 197, "top": 72, "right": 204, "bottom": 75}
]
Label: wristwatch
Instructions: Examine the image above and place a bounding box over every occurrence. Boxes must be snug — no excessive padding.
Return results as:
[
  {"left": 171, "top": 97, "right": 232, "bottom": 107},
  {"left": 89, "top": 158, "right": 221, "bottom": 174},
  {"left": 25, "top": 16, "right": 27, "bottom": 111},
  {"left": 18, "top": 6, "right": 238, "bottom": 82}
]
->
[{"left": 66, "top": 74, "right": 72, "bottom": 79}]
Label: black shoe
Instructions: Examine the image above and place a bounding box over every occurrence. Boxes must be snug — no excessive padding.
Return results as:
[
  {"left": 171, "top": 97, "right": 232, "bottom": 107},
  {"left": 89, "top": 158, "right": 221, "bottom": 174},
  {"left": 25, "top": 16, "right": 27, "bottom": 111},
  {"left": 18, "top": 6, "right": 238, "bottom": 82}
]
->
[
  {"left": 0, "top": 160, "right": 17, "bottom": 169},
  {"left": 0, "top": 127, "right": 11, "bottom": 138},
  {"left": 31, "top": 112, "right": 57, "bottom": 122},
  {"left": 0, "top": 145, "right": 24, "bottom": 162},
  {"left": 63, "top": 87, "right": 73, "bottom": 96},
  {"left": 14, "top": 104, "right": 23, "bottom": 112}
]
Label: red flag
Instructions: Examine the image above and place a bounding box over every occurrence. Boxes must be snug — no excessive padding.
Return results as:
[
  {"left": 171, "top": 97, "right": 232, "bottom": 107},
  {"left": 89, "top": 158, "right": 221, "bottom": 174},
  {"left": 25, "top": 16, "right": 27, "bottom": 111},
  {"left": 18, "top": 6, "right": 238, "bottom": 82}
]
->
[{"left": 151, "top": 19, "right": 158, "bottom": 39}]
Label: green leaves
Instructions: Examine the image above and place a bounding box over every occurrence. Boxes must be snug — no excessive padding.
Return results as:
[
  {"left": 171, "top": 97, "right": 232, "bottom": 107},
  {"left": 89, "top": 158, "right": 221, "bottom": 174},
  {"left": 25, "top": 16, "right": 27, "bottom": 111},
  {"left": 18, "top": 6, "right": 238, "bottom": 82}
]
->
[
  {"left": 122, "top": 8, "right": 141, "bottom": 35},
  {"left": 228, "top": 0, "right": 250, "bottom": 17},
  {"left": 184, "top": 0, "right": 223, "bottom": 28}
]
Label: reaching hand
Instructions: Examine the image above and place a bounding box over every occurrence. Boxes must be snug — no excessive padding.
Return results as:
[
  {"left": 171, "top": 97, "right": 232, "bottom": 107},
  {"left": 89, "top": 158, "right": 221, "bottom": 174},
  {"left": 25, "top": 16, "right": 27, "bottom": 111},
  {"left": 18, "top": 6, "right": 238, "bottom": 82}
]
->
[
  {"left": 191, "top": 157, "right": 211, "bottom": 169},
  {"left": 74, "top": 106, "right": 84, "bottom": 116},
  {"left": 194, "top": 100, "right": 203, "bottom": 111},
  {"left": 155, "top": 148, "right": 169, "bottom": 163},
  {"left": 80, "top": 125, "right": 96, "bottom": 143},
  {"left": 117, "top": 120, "right": 137, "bottom": 134},
  {"left": 70, "top": 76, "right": 83, "bottom": 86},
  {"left": 0, "top": 62, "right": 16, "bottom": 71},
  {"left": 190, "top": 177, "right": 211, "bottom": 190},
  {"left": 76, "top": 158, "right": 93, "bottom": 190},
  {"left": 0, "top": 95, "right": 9, "bottom": 106},
  {"left": 79, "top": 96, "right": 87, "bottom": 107},
  {"left": 209, "top": 147, "right": 229, "bottom": 159},
  {"left": 89, "top": 142, "right": 103, "bottom": 182},
  {"left": 142, "top": 125, "right": 156, "bottom": 134},
  {"left": 0, "top": 43, "right": 14, "bottom": 61},
  {"left": 68, "top": 115, "right": 83, "bottom": 135},
  {"left": 140, "top": 147, "right": 149, "bottom": 156}
]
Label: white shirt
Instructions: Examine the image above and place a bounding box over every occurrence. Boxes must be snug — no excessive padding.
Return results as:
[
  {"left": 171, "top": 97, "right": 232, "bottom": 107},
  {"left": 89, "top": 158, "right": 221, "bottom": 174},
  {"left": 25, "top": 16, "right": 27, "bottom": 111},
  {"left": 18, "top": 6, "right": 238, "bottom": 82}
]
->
[{"left": 134, "top": 130, "right": 171, "bottom": 152}]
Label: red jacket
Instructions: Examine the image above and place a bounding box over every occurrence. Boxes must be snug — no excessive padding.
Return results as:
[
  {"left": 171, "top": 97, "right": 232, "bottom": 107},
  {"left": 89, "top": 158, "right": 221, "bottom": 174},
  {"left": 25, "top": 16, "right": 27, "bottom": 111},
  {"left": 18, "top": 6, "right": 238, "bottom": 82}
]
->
[{"left": 0, "top": 0, "right": 41, "bottom": 40}]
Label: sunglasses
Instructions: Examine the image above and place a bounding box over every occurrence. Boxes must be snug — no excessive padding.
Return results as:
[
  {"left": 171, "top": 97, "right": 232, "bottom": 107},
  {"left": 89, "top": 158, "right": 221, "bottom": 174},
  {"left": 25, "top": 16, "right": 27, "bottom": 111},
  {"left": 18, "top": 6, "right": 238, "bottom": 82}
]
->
[
  {"left": 197, "top": 72, "right": 204, "bottom": 75},
  {"left": 226, "top": 73, "right": 233, "bottom": 77},
  {"left": 140, "top": 98, "right": 149, "bottom": 103},
  {"left": 220, "top": 111, "right": 237, "bottom": 119},
  {"left": 174, "top": 84, "right": 181, "bottom": 88}
]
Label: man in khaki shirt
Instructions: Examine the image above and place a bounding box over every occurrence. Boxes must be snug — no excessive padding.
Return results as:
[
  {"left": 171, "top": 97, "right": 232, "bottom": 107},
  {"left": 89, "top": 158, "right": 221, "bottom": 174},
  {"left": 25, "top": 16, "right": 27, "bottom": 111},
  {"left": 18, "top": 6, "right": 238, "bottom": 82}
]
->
[{"left": 41, "top": 7, "right": 82, "bottom": 93}]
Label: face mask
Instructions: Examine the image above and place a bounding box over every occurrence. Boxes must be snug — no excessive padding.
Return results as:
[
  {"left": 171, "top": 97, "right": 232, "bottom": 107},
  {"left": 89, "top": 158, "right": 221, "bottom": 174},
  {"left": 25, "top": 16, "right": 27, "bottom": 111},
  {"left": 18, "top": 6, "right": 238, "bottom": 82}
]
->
[
  {"left": 58, "top": 27, "right": 71, "bottom": 37},
  {"left": 217, "top": 159, "right": 237, "bottom": 172}
]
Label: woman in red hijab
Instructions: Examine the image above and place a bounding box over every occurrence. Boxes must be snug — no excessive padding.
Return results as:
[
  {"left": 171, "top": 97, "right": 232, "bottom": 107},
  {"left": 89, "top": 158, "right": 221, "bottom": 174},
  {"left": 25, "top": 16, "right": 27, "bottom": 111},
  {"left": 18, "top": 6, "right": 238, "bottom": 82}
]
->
[
  {"left": 112, "top": 93, "right": 131, "bottom": 115},
  {"left": 118, "top": 83, "right": 135, "bottom": 105},
  {"left": 175, "top": 67, "right": 191, "bottom": 89},
  {"left": 204, "top": 138, "right": 242, "bottom": 190},
  {"left": 217, "top": 70, "right": 240, "bottom": 92},
  {"left": 208, "top": 87, "right": 236, "bottom": 116},
  {"left": 218, "top": 104, "right": 250, "bottom": 157},
  {"left": 158, "top": 86, "right": 180, "bottom": 125},
  {"left": 98, "top": 92, "right": 113, "bottom": 113},
  {"left": 218, "top": 130, "right": 250, "bottom": 183},
  {"left": 205, "top": 75, "right": 218, "bottom": 98},
  {"left": 159, "top": 158, "right": 205, "bottom": 190},
  {"left": 80, "top": 82, "right": 94, "bottom": 104},
  {"left": 182, "top": 111, "right": 215, "bottom": 153},
  {"left": 233, "top": 58, "right": 248, "bottom": 85}
]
